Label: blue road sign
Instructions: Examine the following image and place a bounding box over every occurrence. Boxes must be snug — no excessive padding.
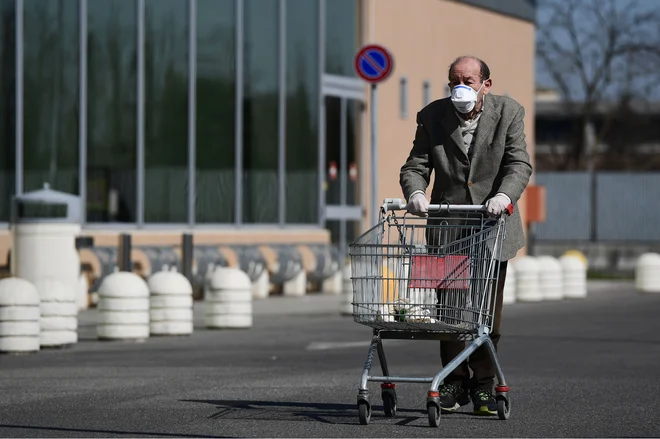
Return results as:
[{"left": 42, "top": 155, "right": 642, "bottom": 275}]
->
[{"left": 354, "top": 44, "right": 394, "bottom": 84}]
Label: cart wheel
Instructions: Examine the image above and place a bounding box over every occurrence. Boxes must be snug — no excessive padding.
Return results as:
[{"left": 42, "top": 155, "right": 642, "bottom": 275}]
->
[
  {"left": 427, "top": 402, "right": 440, "bottom": 427},
  {"left": 497, "top": 395, "right": 510, "bottom": 420},
  {"left": 382, "top": 390, "right": 397, "bottom": 417},
  {"left": 358, "top": 401, "right": 371, "bottom": 425}
]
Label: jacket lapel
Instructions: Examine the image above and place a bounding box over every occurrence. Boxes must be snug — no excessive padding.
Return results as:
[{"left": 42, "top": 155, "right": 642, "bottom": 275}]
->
[
  {"left": 469, "top": 99, "right": 501, "bottom": 168},
  {"left": 439, "top": 105, "right": 469, "bottom": 161}
]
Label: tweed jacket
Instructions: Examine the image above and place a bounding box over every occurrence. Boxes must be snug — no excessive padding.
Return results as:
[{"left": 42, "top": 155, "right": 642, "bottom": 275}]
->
[{"left": 399, "top": 94, "right": 533, "bottom": 261}]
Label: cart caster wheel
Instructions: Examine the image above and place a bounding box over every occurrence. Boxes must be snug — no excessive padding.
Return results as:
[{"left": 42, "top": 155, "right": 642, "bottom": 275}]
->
[
  {"left": 497, "top": 395, "right": 510, "bottom": 420},
  {"left": 427, "top": 402, "right": 440, "bottom": 427},
  {"left": 358, "top": 401, "right": 371, "bottom": 425},
  {"left": 382, "top": 389, "right": 397, "bottom": 417}
]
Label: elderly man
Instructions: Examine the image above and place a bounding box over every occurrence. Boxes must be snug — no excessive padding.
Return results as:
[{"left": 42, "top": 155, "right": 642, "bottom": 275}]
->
[{"left": 399, "top": 56, "right": 532, "bottom": 415}]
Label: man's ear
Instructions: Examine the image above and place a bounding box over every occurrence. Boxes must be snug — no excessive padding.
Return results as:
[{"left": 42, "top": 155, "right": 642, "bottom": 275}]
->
[{"left": 484, "top": 78, "right": 493, "bottom": 93}]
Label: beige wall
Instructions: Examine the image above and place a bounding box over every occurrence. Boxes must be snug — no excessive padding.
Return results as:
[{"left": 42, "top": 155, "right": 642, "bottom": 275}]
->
[
  {"left": 0, "top": 228, "right": 330, "bottom": 274},
  {"left": 361, "top": 0, "right": 536, "bottom": 255}
]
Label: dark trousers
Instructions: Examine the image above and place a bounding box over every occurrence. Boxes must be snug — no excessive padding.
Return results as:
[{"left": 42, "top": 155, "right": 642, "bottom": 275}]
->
[{"left": 441, "top": 260, "right": 507, "bottom": 391}]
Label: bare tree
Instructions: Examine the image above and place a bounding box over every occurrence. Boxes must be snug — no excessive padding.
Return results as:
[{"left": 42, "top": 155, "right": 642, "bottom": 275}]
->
[{"left": 536, "top": 0, "right": 660, "bottom": 170}]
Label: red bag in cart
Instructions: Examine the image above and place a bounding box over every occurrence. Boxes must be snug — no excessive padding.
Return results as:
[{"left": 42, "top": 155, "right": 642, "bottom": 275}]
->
[{"left": 407, "top": 255, "right": 470, "bottom": 290}]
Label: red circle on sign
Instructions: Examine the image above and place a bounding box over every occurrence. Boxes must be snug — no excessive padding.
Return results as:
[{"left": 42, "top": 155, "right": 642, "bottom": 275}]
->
[
  {"left": 349, "top": 163, "right": 357, "bottom": 182},
  {"left": 354, "top": 44, "right": 394, "bottom": 84},
  {"left": 329, "top": 161, "right": 338, "bottom": 181}
]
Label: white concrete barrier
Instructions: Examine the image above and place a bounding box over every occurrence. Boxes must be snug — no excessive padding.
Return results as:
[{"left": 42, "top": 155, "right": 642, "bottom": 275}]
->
[
  {"left": 148, "top": 271, "right": 194, "bottom": 336},
  {"left": 635, "top": 253, "right": 660, "bottom": 294},
  {"left": 512, "top": 256, "right": 542, "bottom": 302},
  {"left": 537, "top": 256, "right": 564, "bottom": 301},
  {"left": 341, "top": 264, "right": 353, "bottom": 315},
  {"left": 203, "top": 263, "right": 216, "bottom": 300},
  {"left": 502, "top": 262, "right": 516, "bottom": 305},
  {"left": 251, "top": 269, "right": 270, "bottom": 300},
  {"left": 97, "top": 272, "right": 150, "bottom": 340},
  {"left": 322, "top": 270, "right": 343, "bottom": 295},
  {"left": 77, "top": 273, "right": 89, "bottom": 311},
  {"left": 34, "top": 279, "right": 78, "bottom": 347},
  {"left": 0, "top": 278, "right": 41, "bottom": 353},
  {"left": 205, "top": 267, "right": 252, "bottom": 329},
  {"left": 560, "top": 255, "right": 587, "bottom": 299},
  {"left": 283, "top": 269, "right": 307, "bottom": 297}
]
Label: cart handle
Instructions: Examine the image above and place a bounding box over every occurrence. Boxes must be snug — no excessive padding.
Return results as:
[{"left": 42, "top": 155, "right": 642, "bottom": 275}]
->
[{"left": 382, "top": 198, "right": 514, "bottom": 215}]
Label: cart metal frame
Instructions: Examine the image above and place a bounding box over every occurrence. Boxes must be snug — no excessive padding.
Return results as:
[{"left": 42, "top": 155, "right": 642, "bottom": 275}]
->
[{"left": 349, "top": 198, "right": 513, "bottom": 427}]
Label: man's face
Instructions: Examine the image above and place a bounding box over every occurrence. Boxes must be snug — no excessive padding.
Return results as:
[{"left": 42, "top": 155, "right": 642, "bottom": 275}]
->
[{"left": 448, "top": 59, "right": 492, "bottom": 101}]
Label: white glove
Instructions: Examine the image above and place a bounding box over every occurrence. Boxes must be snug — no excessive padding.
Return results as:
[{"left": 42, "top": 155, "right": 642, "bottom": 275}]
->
[
  {"left": 485, "top": 193, "right": 511, "bottom": 217},
  {"left": 407, "top": 192, "right": 429, "bottom": 217}
]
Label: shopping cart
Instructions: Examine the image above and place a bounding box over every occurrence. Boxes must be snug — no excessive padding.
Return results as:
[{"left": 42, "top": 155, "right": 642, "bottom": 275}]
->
[{"left": 349, "top": 198, "right": 513, "bottom": 427}]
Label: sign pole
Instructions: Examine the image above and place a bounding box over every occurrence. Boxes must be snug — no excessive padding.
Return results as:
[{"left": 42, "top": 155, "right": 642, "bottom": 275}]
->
[
  {"left": 370, "top": 83, "right": 378, "bottom": 227},
  {"left": 353, "top": 44, "right": 394, "bottom": 228}
]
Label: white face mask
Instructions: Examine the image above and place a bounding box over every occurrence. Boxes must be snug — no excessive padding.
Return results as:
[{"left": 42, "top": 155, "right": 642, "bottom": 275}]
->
[{"left": 451, "top": 82, "right": 485, "bottom": 114}]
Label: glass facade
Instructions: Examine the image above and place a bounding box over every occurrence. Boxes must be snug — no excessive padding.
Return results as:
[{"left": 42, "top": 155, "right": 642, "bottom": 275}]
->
[
  {"left": 242, "top": 0, "right": 279, "bottom": 224},
  {"left": 196, "top": 0, "right": 235, "bottom": 224},
  {"left": 0, "top": 0, "right": 15, "bottom": 222},
  {"left": 144, "top": 0, "right": 189, "bottom": 223},
  {"left": 286, "top": 0, "right": 319, "bottom": 224},
  {"left": 87, "top": 0, "right": 137, "bottom": 222},
  {"left": 23, "top": 0, "right": 79, "bottom": 195},
  {"left": 0, "top": 0, "right": 361, "bottom": 227},
  {"left": 325, "top": 0, "right": 359, "bottom": 77}
]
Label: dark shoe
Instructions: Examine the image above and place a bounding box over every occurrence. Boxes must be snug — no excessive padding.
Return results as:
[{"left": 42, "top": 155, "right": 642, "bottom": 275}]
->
[
  {"left": 471, "top": 389, "right": 497, "bottom": 415},
  {"left": 438, "top": 383, "right": 470, "bottom": 413}
]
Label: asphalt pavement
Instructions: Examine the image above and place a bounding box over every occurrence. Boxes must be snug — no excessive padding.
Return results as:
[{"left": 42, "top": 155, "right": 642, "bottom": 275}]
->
[{"left": 1, "top": 281, "right": 659, "bottom": 438}]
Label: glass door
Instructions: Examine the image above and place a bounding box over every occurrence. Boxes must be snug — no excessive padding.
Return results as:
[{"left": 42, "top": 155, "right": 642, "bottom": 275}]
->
[{"left": 323, "top": 93, "right": 364, "bottom": 262}]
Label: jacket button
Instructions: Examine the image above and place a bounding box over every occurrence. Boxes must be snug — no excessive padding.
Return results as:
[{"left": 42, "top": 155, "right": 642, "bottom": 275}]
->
[{"left": 467, "top": 181, "right": 473, "bottom": 187}]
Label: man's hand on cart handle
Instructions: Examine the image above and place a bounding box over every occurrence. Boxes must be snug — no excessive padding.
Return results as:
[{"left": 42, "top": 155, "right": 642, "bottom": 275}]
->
[
  {"left": 406, "top": 192, "right": 429, "bottom": 217},
  {"left": 485, "top": 193, "right": 513, "bottom": 217}
]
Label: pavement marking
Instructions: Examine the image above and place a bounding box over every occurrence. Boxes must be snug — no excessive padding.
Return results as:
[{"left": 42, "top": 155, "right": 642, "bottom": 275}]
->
[{"left": 306, "top": 340, "right": 405, "bottom": 351}]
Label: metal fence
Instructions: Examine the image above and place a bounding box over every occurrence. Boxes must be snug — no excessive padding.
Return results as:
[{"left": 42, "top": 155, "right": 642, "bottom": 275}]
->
[{"left": 534, "top": 172, "right": 660, "bottom": 242}]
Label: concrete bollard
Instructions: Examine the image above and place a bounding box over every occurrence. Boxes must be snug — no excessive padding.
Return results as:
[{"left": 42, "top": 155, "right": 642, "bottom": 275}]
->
[
  {"left": 341, "top": 264, "right": 353, "bottom": 315},
  {"left": 502, "top": 262, "right": 516, "bottom": 305},
  {"left": 251, "top": 269, "right": 270, "bottom": 300},
  {"left": 0, "top": 278, "right": 41, "bottom": 354},
  {"left": 560, "top": 255, "right": 587, "bottom": 299},
  {"left": 34, "top": 279, "right": 78, "bottom": 348},
  {"left": 203, "top": 263, "right": 216, "bottom": 300},
  {"left": 512, "top": 256, "right": 542, "bottom": 302},
  {"left": 283, "top": 268, "right": 307, "bottom": 297},
  {"left": 148, "top": 271, "right": 194, "bottom": 336},
  {"left": 77, "top": 272, "right": 89, "bottom": 311},
  {"left": 536, "top": 256, "right": 564, "bottom": 301},
  {"left": 205, "top": 267, "right": 252, "bottom": 329},
  {"left": 635, "top": 253, "right": 660, "bottom": 294},
  {"left": 97, "top": 272, "right": 150, "bottom": 340},
  {"left": 563, "top": 250, "right": 588, "bottom": 268},
  {"left": 322, "top": 270, "right": 343, "bottom": 295}
]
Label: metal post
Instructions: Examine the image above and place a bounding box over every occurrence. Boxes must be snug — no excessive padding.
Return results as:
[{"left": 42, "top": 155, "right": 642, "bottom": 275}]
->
[
  {"left": 340, "top": 98, "right": 347, "bottom": 206},
  {"left": 585, "top": 120, "right": 597, "bottom": 242},
  {"left": 527, "top": 222, "right": 536, "bottom": 256},
  {"left": 15, "top": 0, "right": 23, "bottom": 195},
  {"left": 370, "top": 83, "right": 378, "bottom": 226},
  {"left": 181, "top": 233, "right": 193, "bottom": 285},
  {"left": 340, "top": 98, "right": 347, "bottom": 260},
  {"left": 137, "top": 0, "right": 145, "bottom": 226},
  {"left": 79, "top": 0, "right": 88, "bottom": 224},
  {"left": 187, "top": 0, "right": 197, "bottom": 227},
  {"left": 317, "top": 0, "right": 326, "bottom": 227},
  {"left": 278, "top": 0, "right": 286, "bottom": 226},
  {"left": 118, "top": 234, "right": 132, "bottom": 272},
  {"left": 234, "top": 0, "right": 244, "bottom": 225}
]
